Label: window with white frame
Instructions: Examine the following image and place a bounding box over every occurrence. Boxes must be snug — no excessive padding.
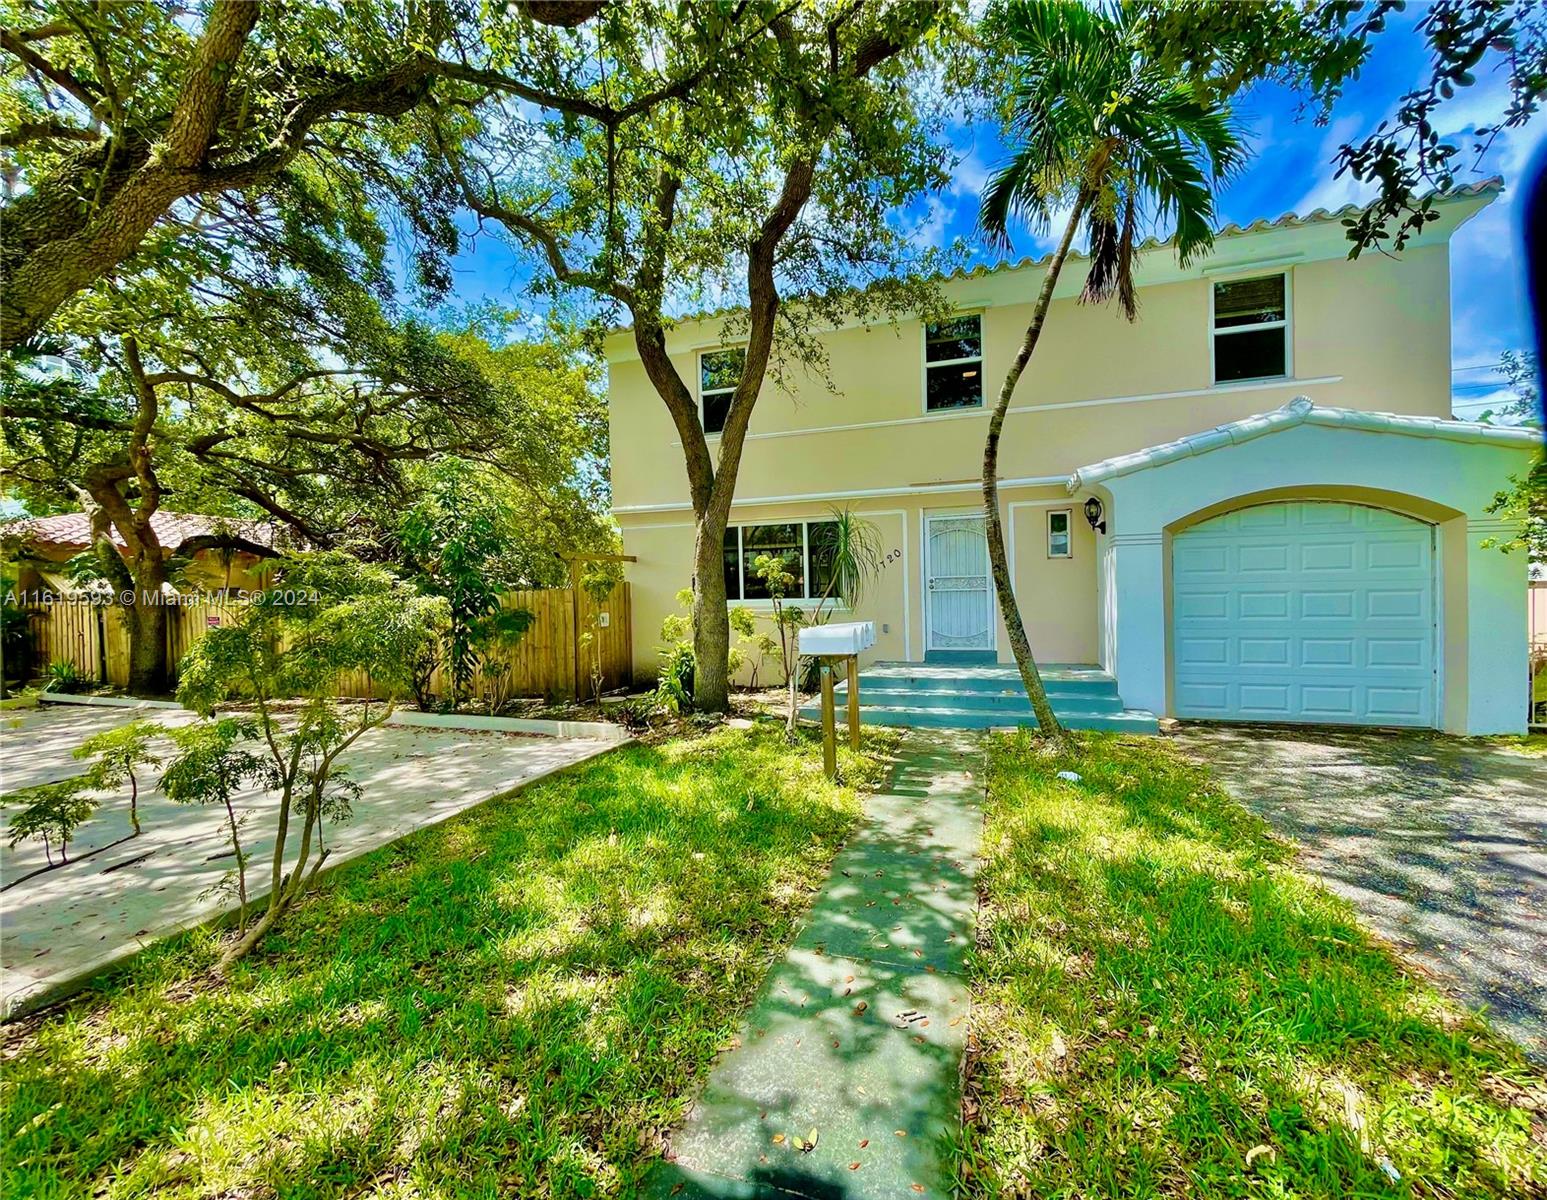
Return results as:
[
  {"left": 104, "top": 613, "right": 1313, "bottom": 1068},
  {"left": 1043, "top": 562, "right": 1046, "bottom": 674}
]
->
[
  {"left": 924, "top": 314, "right": 984, "bottom": 410},
  {"left": 722, "top": 520, "right": 840, "bottom": 601},
  {"left": 1047, "top": 509, "right": 1073, "bottom": 558},
  {"left": 699, "top": 347, "right": 745, "bottom": 435},
  {"left": 1212, "top": 274, "right": 1288, "bottom": 383}
]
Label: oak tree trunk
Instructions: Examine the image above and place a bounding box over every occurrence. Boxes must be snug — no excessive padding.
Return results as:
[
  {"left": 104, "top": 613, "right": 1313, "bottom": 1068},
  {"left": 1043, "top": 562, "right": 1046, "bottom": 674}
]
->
[
  {"left": 982, "top": 193, "right": 1091, "bottom": 737},
  {"left": 125, "top": 554, "right": 170, "bottom": 695},
  {"left": 691, "top": 516, "right": 732, "bottom": 713}
]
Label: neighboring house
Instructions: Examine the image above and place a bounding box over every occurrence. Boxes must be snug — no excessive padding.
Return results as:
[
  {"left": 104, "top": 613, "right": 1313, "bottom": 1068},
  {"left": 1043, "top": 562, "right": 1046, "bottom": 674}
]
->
[
  {"left": 606, "top": 180, "right": 1541, "bottom": 734},
  {"left": 3, "top": 511, "right": 282, "bottom": 595}
]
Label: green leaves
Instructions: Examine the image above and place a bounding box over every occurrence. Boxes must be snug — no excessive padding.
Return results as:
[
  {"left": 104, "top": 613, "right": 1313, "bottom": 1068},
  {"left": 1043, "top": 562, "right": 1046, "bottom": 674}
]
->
[
  {"left": 398, "top": 457, "right": 538, "bottom": 704},
  {"left": 979, "top": 0, "right": 1246, "bottom": 316},
  {"left": 160, "top": 719, "right": 277, "bottom": 811},
  {"left": 175, "top": 551, "right": 449, "bottom": 713},
  {"left": 3, "top": 777, "right": 97, "bottom": 862}
]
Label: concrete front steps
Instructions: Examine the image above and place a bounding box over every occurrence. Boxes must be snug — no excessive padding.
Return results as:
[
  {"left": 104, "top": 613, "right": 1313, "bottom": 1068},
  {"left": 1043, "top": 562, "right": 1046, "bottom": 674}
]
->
[{"left": 800, "top": 662, "right": 1160, "bottom": 733}]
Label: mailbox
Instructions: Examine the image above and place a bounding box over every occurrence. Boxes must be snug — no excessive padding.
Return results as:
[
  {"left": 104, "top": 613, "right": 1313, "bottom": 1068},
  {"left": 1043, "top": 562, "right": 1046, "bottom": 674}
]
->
[{"left": 797, "top": 620, "right": 876, "bottom": 657}]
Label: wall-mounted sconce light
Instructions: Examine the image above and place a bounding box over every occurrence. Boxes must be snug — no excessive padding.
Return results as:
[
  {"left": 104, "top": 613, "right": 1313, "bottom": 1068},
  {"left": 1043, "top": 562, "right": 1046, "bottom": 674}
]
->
[{"left": 1083, "top": 496, "right": 1106, "bottom": 534}]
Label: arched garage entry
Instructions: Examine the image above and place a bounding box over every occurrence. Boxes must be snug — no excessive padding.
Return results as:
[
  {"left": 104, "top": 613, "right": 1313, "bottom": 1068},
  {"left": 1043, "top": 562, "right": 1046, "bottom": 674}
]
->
[
  {"left": 1068, "top": 398, "right": 1536, "bottom": 734},
  {"left": 1170, "top": 500, "right": 1436, "bottom": 726}
]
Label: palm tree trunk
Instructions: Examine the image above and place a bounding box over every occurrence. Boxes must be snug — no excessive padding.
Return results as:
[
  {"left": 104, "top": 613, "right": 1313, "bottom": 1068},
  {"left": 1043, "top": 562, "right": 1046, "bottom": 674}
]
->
[{"left": 982, "top": 194, "right": 1091, "bottom": 736}]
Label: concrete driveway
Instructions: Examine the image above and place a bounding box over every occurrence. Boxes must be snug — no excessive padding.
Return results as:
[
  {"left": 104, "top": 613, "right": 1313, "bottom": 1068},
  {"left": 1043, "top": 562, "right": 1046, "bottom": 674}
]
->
[
  {"left": 1175, "top": 725, "right": 1547, "bottom": 1059},
  {"left": 1, "top": 702, "right": 619, "bottom": 1018}
]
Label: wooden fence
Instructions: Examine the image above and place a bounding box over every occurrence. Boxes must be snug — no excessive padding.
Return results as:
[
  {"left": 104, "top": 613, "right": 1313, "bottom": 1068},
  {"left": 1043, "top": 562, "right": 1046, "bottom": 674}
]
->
[{"left": 26, "top": 583, "right": 632, "bottom": 702}]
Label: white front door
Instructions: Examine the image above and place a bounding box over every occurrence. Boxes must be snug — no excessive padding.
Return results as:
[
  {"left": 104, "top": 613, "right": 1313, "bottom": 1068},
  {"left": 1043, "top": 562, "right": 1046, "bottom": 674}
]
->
[
  {"left": 1171, "top": 501, "right": 1437, "bottom": 726},
  {"left": 925, "top": 513, "right": 994, "bottom": 652}
]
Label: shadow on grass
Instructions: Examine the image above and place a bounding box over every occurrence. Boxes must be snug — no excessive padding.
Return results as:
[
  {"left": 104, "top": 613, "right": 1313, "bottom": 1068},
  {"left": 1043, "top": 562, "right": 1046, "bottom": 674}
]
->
[
  {"left": 956, "top": 730, "right": 1547, "bottom": 1200},
  {"left": 2, "top": 724, "right": 896, "bottom": 1199}
]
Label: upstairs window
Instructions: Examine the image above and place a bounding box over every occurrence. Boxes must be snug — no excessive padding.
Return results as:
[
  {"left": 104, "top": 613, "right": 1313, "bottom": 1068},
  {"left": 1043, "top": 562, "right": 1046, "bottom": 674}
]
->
[
  {"left": 924, "top": 315, "right": 984, "bottom": 410},
  {"left": 722, "top": 520, "right": 840, "bottom": 601},
  {"left": 699, "top": 348, "right": 744, "bottom": 435},
  {"left": 1212, "top": 274, "right": 1288, "bottom": 383}
]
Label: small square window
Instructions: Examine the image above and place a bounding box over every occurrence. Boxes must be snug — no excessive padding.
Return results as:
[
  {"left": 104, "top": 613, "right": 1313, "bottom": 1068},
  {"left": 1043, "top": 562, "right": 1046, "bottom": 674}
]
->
[
  {"left": 700, "top": 348, "right": 745, "bottom": 434},
  {"left": 1212, "top": 275, "right": 1288, "bottom": 384},
  {"left": 1048, "top": 509, "right": 1072, "bottom": 559},
  {"left": 924, "top": 315, "right": 983, "bottom": 411}
]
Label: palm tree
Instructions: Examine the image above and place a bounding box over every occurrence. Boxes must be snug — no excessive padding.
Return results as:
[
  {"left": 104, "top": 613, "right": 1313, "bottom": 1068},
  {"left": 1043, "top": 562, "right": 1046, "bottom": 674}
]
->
[{"left": 977, "top": 0, "right": 1246, "bottom": 735}]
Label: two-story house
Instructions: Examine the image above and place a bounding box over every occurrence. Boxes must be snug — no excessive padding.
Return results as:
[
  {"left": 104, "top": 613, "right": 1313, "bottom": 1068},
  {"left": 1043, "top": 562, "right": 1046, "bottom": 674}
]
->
[{"left": 606, "top": 181, "right": 1539, "bottom": 734}]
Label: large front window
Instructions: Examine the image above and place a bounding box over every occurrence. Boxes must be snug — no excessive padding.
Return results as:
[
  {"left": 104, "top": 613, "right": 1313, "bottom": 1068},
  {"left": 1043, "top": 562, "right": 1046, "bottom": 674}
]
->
[
  {"left": 924, "top": 314, "right": 984, "bottom": 410},
  {"left": 722, "top": 520, "right": 841, "bottom": 601},
  {"left": 1212, "top": 274, "right": 1288, "bottom": 383}
]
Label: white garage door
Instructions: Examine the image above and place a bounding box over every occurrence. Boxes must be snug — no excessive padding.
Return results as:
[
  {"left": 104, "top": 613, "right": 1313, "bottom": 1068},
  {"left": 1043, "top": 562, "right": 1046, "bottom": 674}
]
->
[{"left": 1171, "top": 501, "right": 1436, "bottom": 726}]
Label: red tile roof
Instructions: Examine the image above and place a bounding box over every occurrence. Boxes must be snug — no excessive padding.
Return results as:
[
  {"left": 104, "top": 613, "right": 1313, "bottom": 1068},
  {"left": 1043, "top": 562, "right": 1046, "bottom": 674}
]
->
[{"left": 5, "top": 511, "right": 284, "bottom": 553}]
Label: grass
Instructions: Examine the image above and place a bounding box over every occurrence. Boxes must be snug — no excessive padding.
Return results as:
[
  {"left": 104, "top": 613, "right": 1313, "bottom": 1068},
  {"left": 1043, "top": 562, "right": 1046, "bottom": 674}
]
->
[
  {"left": 1487, "top": 732, "right": 1547, "bottom": 757},
  {"left": 956, "top": 730, "right": 1547, "bottom": 1199},
  {"left": 2, "top": 722, "right": 898, "bottom": 1199}
]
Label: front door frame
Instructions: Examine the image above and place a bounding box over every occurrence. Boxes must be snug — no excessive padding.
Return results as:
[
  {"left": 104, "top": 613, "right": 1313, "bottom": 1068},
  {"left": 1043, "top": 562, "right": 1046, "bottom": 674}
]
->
[{"left": 922, "top": 507, "right": 998, "bottom": 658}]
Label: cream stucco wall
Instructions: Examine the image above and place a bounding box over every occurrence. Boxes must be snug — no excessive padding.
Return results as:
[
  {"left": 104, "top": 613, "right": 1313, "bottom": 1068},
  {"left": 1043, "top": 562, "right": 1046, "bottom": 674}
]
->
[
  {"left": 622, "top": 484, "right": 1100, "bottom": 684},
  {"left": 606, "top": 193, "right": 1514, "bottom": 706},
  {"left": 609, "top": 220, "right": 1468, "bottom": 514}
]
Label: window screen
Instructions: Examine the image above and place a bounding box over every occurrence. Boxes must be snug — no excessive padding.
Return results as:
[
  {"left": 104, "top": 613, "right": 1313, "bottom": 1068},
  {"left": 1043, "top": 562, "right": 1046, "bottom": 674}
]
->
[
  {"left": 700, "top": 348, "right": 744, "bottom": 434},
  {"left": 925, "top": 315, "right": 984, "bottom": 410},
  {"left": 1213, "top": 275, "right": 1287, "bottom": 383}
]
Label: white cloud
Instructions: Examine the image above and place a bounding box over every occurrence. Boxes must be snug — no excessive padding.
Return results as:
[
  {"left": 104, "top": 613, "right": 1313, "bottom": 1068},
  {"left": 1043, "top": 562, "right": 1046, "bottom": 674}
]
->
[
  {"left": 1289, "top": 115, "right": 1374, "bottom": 215},
  {"left": 906, "top": 196, "right": 956, "bottom": 249}
]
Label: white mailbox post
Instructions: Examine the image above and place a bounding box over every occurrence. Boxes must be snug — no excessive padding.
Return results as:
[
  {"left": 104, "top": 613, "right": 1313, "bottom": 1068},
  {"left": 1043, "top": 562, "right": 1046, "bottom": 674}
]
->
[{"left": 798, "top": 621, "right": 876, "bottom": 778}]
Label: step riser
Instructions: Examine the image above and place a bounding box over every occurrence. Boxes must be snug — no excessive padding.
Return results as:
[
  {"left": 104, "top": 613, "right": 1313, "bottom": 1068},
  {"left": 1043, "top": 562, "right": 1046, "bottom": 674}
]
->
[
  {"left": 839, "top": 688, "right": 1124, "bottom": 714},
  {"left": 840, "top": 677, "right": 1119, "bottom": 698},
  {"left": 800, "top": 707, "right": 1158, "bottom": 733}
]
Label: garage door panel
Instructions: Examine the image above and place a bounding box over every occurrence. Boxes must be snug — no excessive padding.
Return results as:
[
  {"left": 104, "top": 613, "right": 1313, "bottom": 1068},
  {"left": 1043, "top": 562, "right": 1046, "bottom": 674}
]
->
[{"left": 1172, "top": 501, "right": 1435, "bottom": 727}]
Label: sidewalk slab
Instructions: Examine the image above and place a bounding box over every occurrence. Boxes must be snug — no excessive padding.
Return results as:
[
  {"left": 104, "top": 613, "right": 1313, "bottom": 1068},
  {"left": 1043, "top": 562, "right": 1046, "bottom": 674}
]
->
[{"left": 648, "top": 731, "right": 983, "bottom": 1200}]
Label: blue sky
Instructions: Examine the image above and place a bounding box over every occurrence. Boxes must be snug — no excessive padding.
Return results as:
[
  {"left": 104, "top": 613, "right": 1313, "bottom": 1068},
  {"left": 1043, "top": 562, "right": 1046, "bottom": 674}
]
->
[{"left": 435, "top": 13, "right": 1542, "bottom": 418}]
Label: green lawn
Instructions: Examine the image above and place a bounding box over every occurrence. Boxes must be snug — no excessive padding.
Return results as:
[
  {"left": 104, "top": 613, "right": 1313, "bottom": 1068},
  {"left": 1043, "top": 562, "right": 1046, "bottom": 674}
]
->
[
  {"left": 2, "top": 723, "right": 897, "bottom": 1199},
  {"left": 957, "top": 731, "right": 1547, "bottom": 1199}
]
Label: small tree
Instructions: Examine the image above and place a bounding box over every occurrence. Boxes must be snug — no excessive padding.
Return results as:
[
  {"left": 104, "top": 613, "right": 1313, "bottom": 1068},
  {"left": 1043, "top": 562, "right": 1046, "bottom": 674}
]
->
[
  {"left": 5, "top": 778, "right": 96, "bottom": 866},
  {"left": 399, "top": 459, "right": 535, "bottom": 706},
  {"left": 754, "top": 508, "right": 884, "bottom": 735},
  {"left": 175, "top": 552, "right": 446, "bottom": 969},
  {"left": 752, "top": 553, "right": 807, "bottom": 738},
  {"left": 160, "top": 719, "right": 277, "bottom": 931},
  {"left": 74, "top": 720, "right": 163, "bottom": 836}
]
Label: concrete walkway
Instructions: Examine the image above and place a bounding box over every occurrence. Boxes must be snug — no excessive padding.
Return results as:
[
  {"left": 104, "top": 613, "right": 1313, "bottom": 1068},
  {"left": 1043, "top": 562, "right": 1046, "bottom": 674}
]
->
[
  {"left": 648, "top": 732, "right": 982, "bottom": 1199},
  {"left": 1, "top": 704, "right": 618, "bottom": 1018}
]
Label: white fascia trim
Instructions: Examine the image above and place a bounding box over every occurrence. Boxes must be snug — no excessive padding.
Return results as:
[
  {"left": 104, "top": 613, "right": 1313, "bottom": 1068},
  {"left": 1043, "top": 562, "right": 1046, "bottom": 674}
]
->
[
  {"left": 614, "top": 475, "right": 1065, "bottom": 516},
  {"left": 1067, "top": 396, "right": 1542, "bottom": 492},
  {"left": 666, "top": 375, "right": 1342, "bottom": 449}
]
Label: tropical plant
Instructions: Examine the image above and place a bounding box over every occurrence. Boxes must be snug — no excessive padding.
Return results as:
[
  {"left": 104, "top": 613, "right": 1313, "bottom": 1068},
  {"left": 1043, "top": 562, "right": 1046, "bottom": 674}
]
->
[
  {"left": 752, "top": 552, "right": 808, "bottom": 739},
  {"left": 729, "top": 606, "right": 776, "bottom": 689},
  {"left": 809, "top": 510, "right": 885, "bottom": 621},
  {"left": 1137, "top": 0, "right": 1547, "bottom": 256},
  {"left": 175, "top": 552, "right": 446, "bottom": 968},
  {"left": 654, "top": 590, "right": 699, "bottom": 714},
  {"left": 160, "top": 719, "right": 277, "bottom": 931},
  {"left": 44, "top": 658, "right": 85, "bottom": 694},
  {"left": 5, "top": 777, "right": 96, "bottom": 866},
  {"left": 74, "top": 720, "right": 163, "bottom": 836},
  {"left": 399, "top": 458, "right": 536, "bottom": 706},
  {"left": 977, "top": 0, "right": 1247, "bottom": 735}
]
